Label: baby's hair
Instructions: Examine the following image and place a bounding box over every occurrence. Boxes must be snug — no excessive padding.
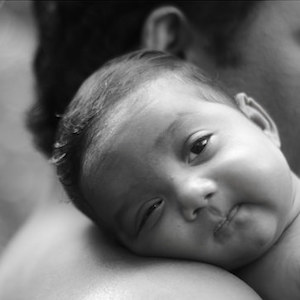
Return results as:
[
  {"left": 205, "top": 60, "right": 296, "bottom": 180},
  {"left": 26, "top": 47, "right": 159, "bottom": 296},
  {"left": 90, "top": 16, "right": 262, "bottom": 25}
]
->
[{"left": 53, "top": 50, "right": 234, "bottom": 225}]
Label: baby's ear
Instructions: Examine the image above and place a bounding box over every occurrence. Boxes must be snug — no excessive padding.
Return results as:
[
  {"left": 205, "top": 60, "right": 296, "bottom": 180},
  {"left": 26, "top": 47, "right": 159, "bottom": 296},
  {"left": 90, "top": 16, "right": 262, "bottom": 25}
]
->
[{"left": 235, "top": 93, "right": 281, "bottom": 148}]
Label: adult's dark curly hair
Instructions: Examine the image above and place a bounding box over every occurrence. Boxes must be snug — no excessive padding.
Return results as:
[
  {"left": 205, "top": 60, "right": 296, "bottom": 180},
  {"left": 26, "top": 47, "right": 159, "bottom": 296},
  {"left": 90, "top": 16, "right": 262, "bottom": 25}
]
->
[{"left": 28, "top": 0, "right": 259, "bottom": 157}]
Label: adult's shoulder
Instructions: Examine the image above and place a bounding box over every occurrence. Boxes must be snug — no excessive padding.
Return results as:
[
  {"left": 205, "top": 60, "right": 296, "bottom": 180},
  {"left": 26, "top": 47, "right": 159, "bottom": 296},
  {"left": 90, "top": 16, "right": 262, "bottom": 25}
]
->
[{"left": 0, "top": 202, "right": 260, "bottom": 300}]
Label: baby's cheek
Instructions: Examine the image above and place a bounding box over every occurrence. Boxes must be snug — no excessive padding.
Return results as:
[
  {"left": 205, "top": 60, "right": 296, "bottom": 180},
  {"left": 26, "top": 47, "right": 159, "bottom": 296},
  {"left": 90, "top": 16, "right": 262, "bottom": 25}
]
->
[{"left": 130, "top": 217, "right": 182, "bottom": 257}]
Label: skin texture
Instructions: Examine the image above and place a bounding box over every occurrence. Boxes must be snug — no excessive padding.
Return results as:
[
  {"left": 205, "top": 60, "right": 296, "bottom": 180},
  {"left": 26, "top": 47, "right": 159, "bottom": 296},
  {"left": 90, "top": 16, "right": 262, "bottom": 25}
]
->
[
  {"left": 82, "top": 77, "right": 299, "bottom": 271},
  {"left": 219, "top": 1, "right": 300, "bottom": 175},
  {"left": 144, "top": 1, "right": 300, "bottom": 175},
  {"left": 2, "top": 1, "right": 300, "bottom": 299},
  {"left": 0, "top": 183, "right": 261, "bottom": 300},
  {"left": 236, "top": 214, "right": 300, "bottom": 300}
]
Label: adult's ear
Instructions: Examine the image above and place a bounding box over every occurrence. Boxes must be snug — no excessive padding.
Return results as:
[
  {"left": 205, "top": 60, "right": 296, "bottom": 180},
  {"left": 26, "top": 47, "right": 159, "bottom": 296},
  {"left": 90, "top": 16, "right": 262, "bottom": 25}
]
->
[
  {"left": 235, "top": 93, "right": 281, "bottom": 148},
  {"left": 141, "top": 6, "right": 193, "bottom": 58}
]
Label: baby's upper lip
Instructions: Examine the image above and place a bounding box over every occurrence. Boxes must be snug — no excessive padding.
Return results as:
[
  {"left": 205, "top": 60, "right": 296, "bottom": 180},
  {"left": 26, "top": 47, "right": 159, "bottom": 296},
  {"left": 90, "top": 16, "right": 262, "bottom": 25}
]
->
[{"left": 213, "top": 205, "right": 240, "bottom": 235}]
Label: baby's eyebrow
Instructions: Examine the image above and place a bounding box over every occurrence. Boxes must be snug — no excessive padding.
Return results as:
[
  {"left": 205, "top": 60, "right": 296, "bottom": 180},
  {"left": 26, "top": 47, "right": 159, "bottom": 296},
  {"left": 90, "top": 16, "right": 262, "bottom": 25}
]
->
[{"left": 154, "top": 112, "right": 197, "bottom": 148}]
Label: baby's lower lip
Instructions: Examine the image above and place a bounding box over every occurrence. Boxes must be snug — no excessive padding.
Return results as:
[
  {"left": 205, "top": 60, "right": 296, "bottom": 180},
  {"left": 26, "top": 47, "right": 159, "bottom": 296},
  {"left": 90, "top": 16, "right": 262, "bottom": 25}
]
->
[{"left": 213, "top": 205, "right": 240, "bottom": 235}]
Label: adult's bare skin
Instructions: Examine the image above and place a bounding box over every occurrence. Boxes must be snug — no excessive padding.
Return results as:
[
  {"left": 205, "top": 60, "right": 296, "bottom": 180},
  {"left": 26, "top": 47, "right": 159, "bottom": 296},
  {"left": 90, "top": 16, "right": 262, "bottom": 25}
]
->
[
  {"left": 2, "top": 1, "right": 300, "bottom": 299},
  {"left": 0, "top": 178, "right": 260, "bottom": 300}
]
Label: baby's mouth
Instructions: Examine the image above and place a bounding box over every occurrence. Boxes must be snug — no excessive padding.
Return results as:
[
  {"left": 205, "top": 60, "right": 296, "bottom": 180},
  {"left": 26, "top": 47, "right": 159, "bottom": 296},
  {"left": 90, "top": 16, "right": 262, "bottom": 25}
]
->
[{"left": 213, "top": 205, "right": 240, "bottom": 235}]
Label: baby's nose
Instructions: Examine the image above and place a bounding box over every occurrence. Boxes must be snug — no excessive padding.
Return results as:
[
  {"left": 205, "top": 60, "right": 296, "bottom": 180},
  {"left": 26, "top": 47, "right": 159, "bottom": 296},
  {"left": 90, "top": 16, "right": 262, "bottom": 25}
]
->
[{"left": 176, "top": 178, "right": 217, "bottom": 222}]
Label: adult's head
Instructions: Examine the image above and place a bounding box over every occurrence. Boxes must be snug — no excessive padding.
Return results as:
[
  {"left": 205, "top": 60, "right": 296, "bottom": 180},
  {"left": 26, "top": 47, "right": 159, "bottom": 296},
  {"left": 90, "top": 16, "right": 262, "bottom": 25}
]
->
[{"left": 29, "top": 1, "right": 300, "bottom": 174}]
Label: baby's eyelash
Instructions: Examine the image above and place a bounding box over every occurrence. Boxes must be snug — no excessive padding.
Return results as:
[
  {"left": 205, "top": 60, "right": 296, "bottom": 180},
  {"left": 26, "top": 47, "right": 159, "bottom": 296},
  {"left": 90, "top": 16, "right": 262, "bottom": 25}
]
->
[
  {"left": 188, "top": 134, "right": 212, "bottom": 163},
  {"left": 139, "top": 199, "right": 163, "bottom": 231},
  {"left": 191, "top": 136, "right": 209, "bottom": 153}
]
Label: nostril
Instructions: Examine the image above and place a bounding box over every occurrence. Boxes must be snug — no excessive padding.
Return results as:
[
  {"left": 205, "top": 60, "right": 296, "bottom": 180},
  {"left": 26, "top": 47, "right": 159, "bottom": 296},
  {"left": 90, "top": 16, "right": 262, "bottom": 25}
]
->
[
  {"left": 193, "top": 208, "right": 200, "bottom": 216},
  {"left": 188, "top": 208, "right": 200, "bottom": 221},
  {"left": 206, "top": 192, "right": 214, "bottom": 200}
]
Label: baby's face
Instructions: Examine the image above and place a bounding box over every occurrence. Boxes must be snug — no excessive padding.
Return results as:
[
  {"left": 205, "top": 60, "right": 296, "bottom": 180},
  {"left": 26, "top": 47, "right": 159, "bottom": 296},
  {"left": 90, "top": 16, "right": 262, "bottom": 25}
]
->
[{"left": 82, "top": 77, "right": 294, "bottom": 269}]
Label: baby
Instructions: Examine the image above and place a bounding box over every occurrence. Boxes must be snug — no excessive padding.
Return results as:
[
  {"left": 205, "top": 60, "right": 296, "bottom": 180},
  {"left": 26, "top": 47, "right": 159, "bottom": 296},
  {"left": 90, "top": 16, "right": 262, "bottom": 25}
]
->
[{"left": 53, "top": 50, "right": 300, "bottom": 299}]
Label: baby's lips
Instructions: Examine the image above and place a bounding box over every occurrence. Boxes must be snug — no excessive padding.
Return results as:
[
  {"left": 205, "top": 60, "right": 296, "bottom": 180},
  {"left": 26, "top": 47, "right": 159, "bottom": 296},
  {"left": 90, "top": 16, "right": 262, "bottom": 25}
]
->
[{"left": 213, "top": 205, "right": 240, "bottom": 235}]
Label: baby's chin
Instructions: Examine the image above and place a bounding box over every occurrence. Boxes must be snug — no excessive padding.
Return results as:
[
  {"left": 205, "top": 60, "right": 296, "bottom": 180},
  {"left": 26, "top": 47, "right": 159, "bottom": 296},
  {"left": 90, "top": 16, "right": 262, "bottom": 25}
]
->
[
  {"left": 220, "top": 249, "right": 267, "bottom": 271},
  {"left": 218, "top": 225, "right": 280, "bottom": 270},
  {"left": 213, "top": 248, "right": 266, "bottom": 271}
]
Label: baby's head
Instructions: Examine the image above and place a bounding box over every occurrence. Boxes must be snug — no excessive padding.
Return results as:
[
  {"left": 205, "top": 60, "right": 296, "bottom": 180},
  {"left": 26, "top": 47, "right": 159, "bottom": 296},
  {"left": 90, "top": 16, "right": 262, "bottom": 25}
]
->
[{"left": 54, "top": 50, "right": 296, "bottom": 270}]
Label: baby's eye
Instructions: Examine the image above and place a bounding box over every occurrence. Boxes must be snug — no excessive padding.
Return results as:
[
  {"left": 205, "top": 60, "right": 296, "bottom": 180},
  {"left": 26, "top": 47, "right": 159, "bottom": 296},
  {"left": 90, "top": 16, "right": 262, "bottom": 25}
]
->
[
  {"left": 139, "top": 199, "right": 163, "bottom": 232},
  {"left": 188, "top": 135, "right": 211, "bottom": 163}
]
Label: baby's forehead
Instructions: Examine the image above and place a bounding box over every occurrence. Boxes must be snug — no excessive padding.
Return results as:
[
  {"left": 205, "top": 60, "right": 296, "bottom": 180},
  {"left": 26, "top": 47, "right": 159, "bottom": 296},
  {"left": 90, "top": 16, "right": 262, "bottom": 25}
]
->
[
  {"left": 136, "top": 73, "right": 231, "bottom": 107},
  {"left": 100, "top": 76, "right": 224, "bottom": 150},
  {"left": 93, "top": 74, "right": 230, "bottom": 151}
]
